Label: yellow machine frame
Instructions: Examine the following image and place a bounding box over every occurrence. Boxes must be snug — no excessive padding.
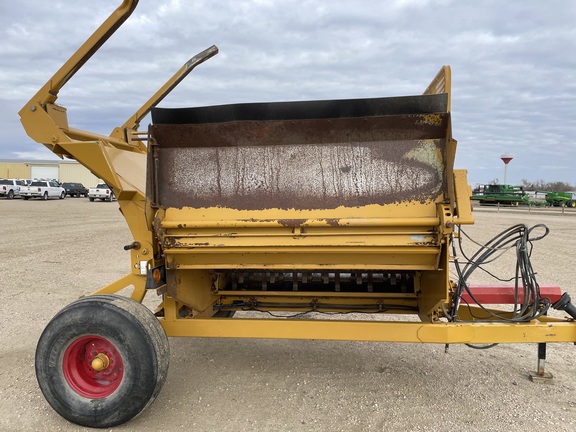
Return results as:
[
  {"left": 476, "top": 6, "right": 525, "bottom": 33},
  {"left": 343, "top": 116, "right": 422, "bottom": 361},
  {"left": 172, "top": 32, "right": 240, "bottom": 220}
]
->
[{"left": 19, "top": 0, "right": 576, "bottom": 350}]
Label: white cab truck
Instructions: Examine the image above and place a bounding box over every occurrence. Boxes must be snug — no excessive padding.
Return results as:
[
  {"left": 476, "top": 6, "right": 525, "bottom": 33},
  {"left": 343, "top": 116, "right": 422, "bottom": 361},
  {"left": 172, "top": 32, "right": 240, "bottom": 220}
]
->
[
  {"left": 20, "top": 180, "right": 66, "bottom": 200},
  {"left": 0, "top": 179, "right": 26, "bottom": 199},
  {"left": 88, "top": 183, "right": 115, "bottom": 202}
]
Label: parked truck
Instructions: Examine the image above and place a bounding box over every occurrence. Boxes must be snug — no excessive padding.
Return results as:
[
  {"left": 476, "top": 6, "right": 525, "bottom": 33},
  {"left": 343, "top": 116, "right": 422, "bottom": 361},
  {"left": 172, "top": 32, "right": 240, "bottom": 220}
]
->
[
  {"left": 18, "top": 0, "right": 576, "bottom": 428},
  {"left": 88, "top": 183, "right": 115, "bottom": 201},
  {"left": 0, "top": 178, "right": 26, "bottom": 199},
  {"left": 19, "top": 180, "right": 66, "bottom": 200},
  {"left": 62, "top": 182, "right": 88, "bottom": 197}
]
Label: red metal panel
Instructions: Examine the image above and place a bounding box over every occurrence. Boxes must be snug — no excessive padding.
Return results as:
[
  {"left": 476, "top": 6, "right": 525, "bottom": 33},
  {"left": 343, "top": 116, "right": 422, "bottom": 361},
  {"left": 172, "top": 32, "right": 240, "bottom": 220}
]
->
[{"left": 461, "top": 285, "right": 562, "bottom": 304}]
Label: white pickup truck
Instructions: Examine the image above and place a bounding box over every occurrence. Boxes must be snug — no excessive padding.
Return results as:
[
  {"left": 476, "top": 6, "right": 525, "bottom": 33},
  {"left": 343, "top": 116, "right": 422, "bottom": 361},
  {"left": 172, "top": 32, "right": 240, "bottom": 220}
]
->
[
  {"left": 88, "top": 183, "right": 115, "bottom": 202},
  {"left": 0, "top": 179, "right": 26, "bottom": 199},
  {"left": 20, "top": 180, "right": 66, "bottom": 200}
]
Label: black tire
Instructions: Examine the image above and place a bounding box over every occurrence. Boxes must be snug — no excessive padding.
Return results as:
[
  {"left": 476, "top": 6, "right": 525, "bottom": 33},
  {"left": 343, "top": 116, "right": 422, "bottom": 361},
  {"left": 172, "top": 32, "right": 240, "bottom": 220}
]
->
[
  {"left": 7, "top": 190, "right": 14, "bottom": 199},
  {"left": 23, "top": 196, "right": 30, "bottom": 200},
  {"left": 35, "top": 295, "right": 169, "bottom": 428},
  {"left": 59, "top": 191, "right": 66, "bottom": 199},
  {"left": 89, "top": 197, "right": 94, "bottom": 202},
  {"left": 42, "top": 192, "right": 48, "bottom": 200}
]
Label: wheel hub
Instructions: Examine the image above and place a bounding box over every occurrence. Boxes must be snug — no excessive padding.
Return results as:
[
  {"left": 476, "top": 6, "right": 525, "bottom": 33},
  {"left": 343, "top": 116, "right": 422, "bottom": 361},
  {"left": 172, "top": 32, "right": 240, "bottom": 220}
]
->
[
  {"left": 63, "top": 335, "right": 124, "bottom": 398},
  {"left": 91, "top": 353, "right": 110, "bottom": 372}
]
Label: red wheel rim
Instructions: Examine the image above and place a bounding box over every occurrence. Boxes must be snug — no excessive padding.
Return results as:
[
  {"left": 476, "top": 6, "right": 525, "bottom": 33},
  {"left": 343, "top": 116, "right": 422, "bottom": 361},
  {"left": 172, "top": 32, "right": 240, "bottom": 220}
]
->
[{"left": 63, "top": 335, "right": 124, "bottom": 398}]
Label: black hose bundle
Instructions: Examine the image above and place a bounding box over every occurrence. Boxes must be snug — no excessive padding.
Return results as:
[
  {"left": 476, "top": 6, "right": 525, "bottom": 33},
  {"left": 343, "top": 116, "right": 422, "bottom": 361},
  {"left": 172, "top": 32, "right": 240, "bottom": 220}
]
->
[{"left": 449, "top": 223, "right": 551, "bottom": 322}]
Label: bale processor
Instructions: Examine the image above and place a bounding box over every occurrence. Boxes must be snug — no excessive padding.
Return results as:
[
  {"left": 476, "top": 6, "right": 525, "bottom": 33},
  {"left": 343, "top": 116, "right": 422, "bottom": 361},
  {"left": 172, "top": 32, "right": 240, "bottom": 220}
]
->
[{"left": 19, "top": 0, "right": 576, "bottom": 428}]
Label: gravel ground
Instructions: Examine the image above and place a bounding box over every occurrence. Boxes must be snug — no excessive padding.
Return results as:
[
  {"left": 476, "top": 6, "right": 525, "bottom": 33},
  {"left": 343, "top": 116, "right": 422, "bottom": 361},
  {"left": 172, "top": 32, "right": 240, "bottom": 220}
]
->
[{"left": 1, "top": 198, "right": 575, "bottom": 431}]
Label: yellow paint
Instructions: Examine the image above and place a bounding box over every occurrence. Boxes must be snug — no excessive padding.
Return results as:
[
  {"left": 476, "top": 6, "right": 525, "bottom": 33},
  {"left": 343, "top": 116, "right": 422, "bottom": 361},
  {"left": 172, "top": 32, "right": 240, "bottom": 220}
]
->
[
  {"left": 18, "top": 0, "right": 575, "bottom": 347},
  {"left": 159, "top": 315, "right": 576, "bottom": 344}
]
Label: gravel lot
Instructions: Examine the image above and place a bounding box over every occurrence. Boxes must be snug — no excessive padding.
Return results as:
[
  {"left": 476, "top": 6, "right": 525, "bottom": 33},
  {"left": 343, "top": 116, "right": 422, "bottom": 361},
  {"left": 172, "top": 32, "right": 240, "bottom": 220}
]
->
[{"left": 1, "top": 198, "right": 575, "bottom": 431}]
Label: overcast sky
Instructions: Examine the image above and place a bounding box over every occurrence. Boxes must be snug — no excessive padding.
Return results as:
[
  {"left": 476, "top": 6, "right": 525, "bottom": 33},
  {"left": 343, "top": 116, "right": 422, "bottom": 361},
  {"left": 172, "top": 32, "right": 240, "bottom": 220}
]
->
[{"left": 1, "top": 0, "right": 575, "bottom": 186}]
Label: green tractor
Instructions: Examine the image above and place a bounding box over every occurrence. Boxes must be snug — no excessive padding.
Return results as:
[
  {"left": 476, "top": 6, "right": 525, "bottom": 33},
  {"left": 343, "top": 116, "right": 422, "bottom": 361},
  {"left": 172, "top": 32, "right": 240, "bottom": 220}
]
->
[
  {"left": 471, "top": 184, "right": 530, "bottom": 206},
  {"left": 545, "top": 191, "right": 576, "bottom": 207}
]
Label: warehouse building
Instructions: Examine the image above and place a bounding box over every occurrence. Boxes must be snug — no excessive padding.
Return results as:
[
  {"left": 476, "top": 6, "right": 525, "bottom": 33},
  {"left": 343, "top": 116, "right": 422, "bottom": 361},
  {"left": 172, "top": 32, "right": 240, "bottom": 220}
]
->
[{"left": 0, "top": 159, "right": 101, "bottom": 186}]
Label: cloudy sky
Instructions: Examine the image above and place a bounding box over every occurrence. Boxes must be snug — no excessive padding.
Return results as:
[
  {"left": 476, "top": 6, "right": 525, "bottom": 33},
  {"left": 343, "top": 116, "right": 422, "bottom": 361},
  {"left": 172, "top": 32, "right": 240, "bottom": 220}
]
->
[{"left": 1, "top": 0, "right": 574, "bottom": 186}]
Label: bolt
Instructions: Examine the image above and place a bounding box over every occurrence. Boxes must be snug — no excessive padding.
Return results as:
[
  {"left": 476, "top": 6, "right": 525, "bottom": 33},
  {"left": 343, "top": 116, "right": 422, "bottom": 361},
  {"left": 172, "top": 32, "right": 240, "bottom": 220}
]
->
[{"left": 30, "top": 105, "right": 37, "bottom": 112}]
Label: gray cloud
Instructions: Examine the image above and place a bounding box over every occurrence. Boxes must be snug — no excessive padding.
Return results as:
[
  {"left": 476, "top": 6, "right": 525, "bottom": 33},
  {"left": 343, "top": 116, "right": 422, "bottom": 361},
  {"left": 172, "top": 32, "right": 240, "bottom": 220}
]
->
[{"left": 1, "top": 0, "right": 575, "bottom": 186}]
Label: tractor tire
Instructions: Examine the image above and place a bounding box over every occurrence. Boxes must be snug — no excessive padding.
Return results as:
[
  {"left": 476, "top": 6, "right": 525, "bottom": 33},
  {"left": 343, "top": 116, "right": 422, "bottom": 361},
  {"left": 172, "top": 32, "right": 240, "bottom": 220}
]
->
[{"left": 35, "top": 295, "right": 169, "bottom": 428}]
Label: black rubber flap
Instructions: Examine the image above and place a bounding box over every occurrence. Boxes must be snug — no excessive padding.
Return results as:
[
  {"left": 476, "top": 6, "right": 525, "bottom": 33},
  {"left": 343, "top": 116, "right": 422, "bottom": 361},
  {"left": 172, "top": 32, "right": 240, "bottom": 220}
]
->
[{"left": 151, "top": 93, "right": 448, "bottom": 125}]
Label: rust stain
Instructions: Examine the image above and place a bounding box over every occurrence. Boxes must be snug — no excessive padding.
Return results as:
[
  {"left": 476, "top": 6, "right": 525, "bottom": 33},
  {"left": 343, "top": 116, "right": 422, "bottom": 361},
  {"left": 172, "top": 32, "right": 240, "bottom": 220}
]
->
[
  {"left": 165, "top": 256, "right": 176, "bottom": 270},
  {"left": 416, "top": 114, "right": 443, "bottom": 127},
  {"left": 164, "top": 237, "right": 177, "bottom": 248},
  {"left": 411, "top": 241, "right": 437, "bottom": 246},
  {"left": 325, "top": 218, "right": 340, "bottom": 227},
  {"left": 151, "top": 109, "right": 449, "bottom": 211},
  {"left": 278, "top": 219, "right": 307, "bottom": 227}
]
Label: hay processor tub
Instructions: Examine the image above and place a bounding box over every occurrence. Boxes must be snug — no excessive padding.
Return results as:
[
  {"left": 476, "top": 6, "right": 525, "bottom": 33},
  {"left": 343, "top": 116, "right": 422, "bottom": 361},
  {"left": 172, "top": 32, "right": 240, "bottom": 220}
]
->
[{"left": 19, "top": 0, "right": 576, "bottom": 428}]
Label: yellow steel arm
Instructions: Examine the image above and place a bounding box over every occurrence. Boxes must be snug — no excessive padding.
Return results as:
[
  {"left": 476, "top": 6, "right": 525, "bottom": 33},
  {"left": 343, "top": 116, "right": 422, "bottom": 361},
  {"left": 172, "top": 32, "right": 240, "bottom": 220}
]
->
[
  {"left": 18, "top": 0, "right": 160, "bottom": 293},
  {"left": 35, "top": 0, "right": 138, "bottom": 106},
  {"left": 111, "top": 45, "right": 219, "bottom": 140},
  {"left": 19, "top": 0, "right": 139, "bottom": 154},
  {"left": 18, "top": 0, "right": 218, "bottom": 193}
]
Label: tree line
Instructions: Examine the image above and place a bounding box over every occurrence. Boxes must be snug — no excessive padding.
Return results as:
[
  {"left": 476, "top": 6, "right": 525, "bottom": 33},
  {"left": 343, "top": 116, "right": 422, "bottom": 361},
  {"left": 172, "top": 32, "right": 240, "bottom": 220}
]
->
[{"left": 520, "top": 179, "right": 575, "bottom": 192}]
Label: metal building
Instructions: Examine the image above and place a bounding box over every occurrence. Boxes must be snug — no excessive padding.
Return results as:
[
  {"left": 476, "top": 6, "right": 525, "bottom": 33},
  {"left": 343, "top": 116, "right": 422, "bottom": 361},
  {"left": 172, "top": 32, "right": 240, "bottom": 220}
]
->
[{"left": 0, "top": 159, "right": 101, "bottom": 186}]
